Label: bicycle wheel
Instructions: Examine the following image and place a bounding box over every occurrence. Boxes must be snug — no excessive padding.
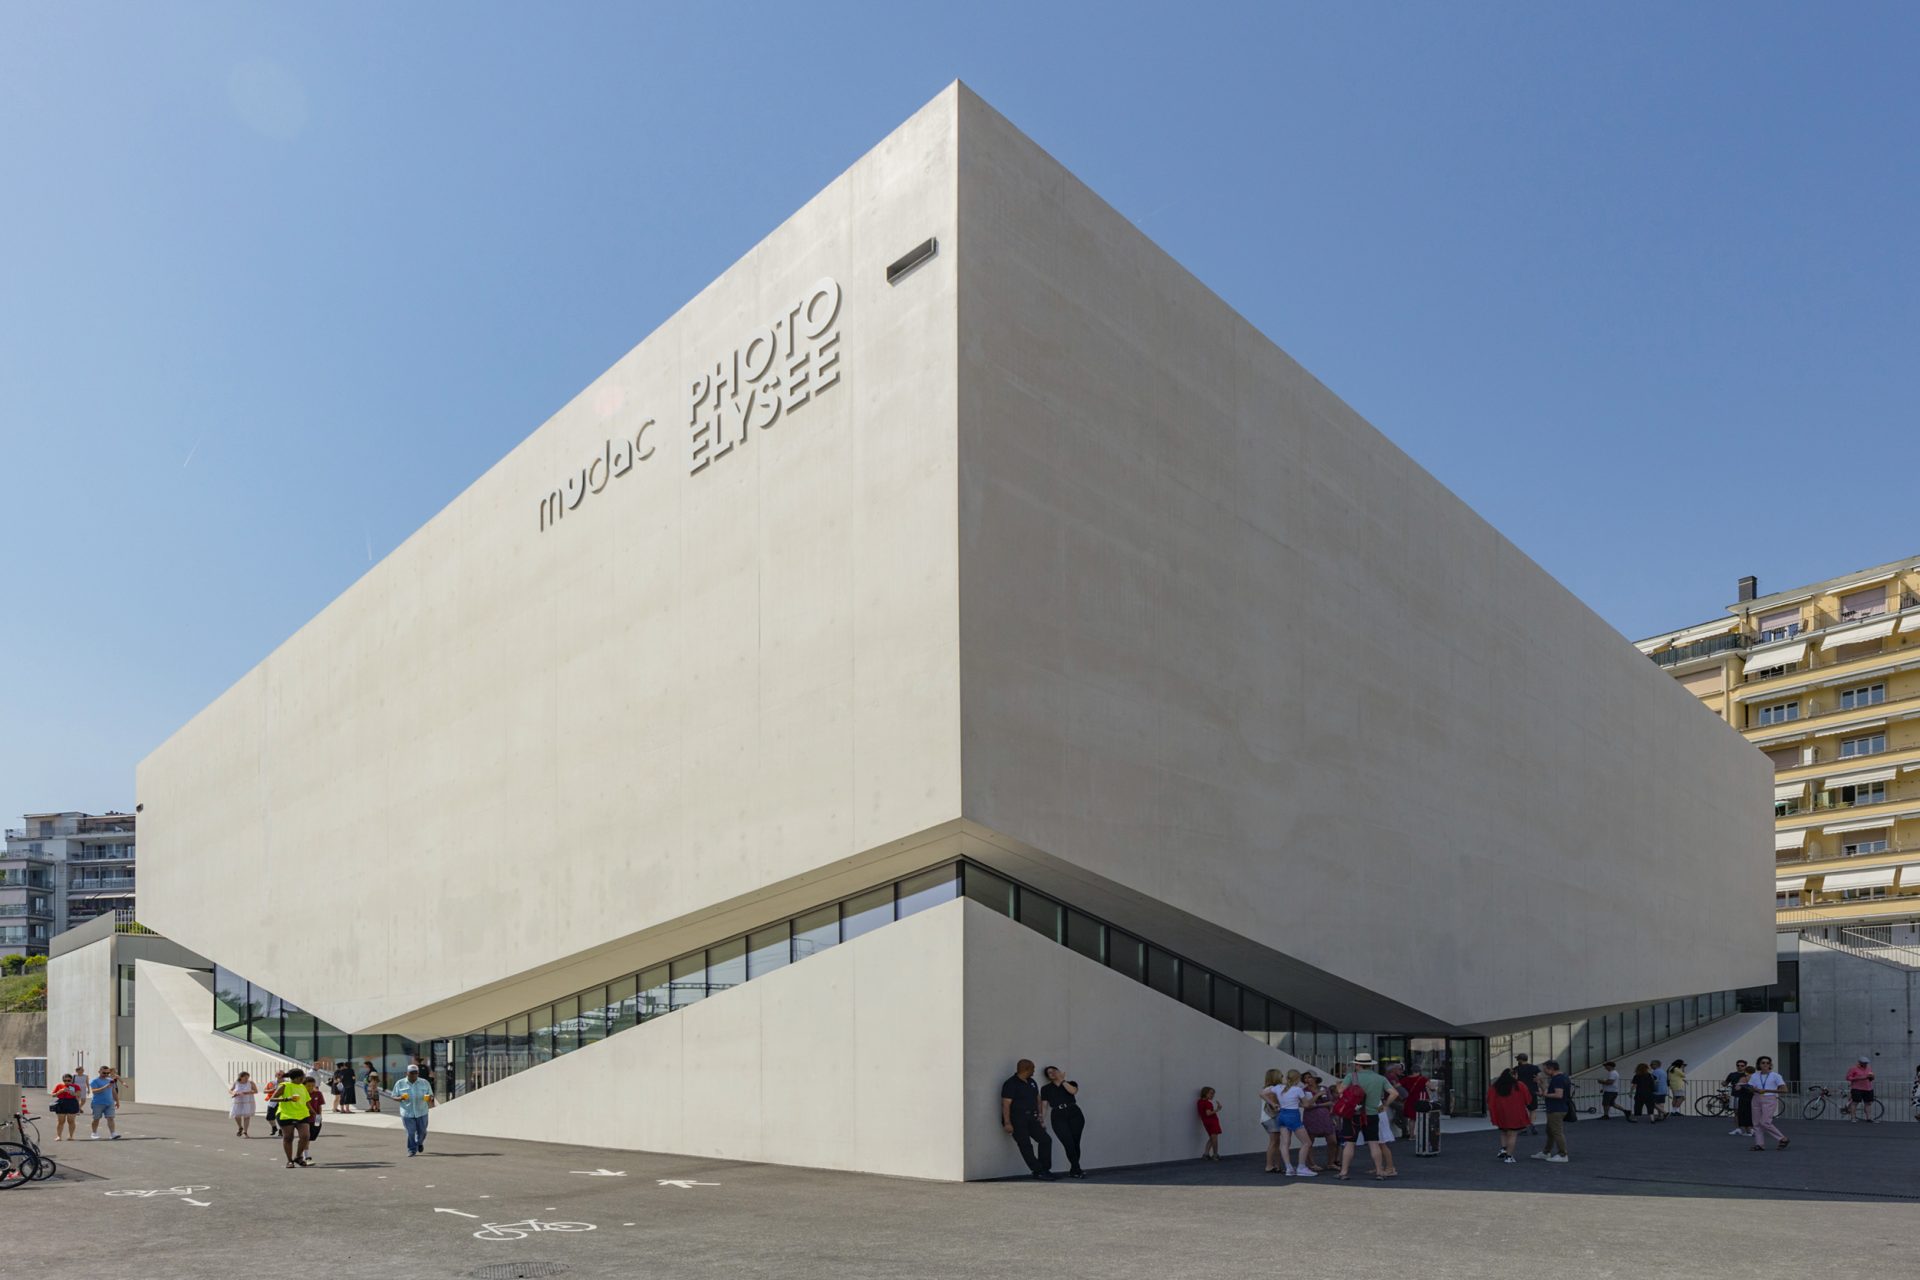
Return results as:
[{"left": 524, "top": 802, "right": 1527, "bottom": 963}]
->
[
  {"left": 1868, "top": 1098, "right": 1886, "bottom": 1121},
  {"left": 539, "top": 1222, "right": 596, "bottom": 1233},
  {"left": 1694, "top": 1096, "right": 1724, "bottom": 1118},
  {"left": 1803, "top": 1095, "right": 1826, "bottom": 1120},
  {"left": 0, "top": 1143, "right": 41, "bottom": 1188},
  {"left": 29, "top": 1153, "right": 56, "bottom": 1182}
]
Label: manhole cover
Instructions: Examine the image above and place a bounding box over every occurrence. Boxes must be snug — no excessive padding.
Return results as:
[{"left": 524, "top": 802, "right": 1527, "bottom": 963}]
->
[{"left": 472, "top": 1265, "right": 570, "bottom": 1279}]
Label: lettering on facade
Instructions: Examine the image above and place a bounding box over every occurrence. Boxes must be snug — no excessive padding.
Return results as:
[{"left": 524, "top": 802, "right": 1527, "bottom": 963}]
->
[
  {"left": 688, "top": 277, "right": 842, "bottom": 476},
  {"left": 533, "top": 275, "right": 844, "bottom": 530},
  {"left": 537, "top": 420, "right": 656, "bottom": 532}
]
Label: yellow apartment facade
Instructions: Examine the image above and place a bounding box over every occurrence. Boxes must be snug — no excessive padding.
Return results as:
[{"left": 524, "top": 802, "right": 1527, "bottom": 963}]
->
[{"left": 1640, "top": 555, "right": 1920, "bottom": 930}]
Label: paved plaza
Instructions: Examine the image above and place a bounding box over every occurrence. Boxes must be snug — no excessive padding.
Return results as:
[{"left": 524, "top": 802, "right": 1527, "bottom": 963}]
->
[{"left": 6, "top": 1104, "right": 1918, "bottom": 1279}]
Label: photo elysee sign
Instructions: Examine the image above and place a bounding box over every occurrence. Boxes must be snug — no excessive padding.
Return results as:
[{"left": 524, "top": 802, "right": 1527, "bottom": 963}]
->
[{"left": 538, "top": 277, "right": 843, "bottom": 532}]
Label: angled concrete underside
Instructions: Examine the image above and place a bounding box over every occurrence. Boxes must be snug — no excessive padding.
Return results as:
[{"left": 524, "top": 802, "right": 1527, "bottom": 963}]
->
[
  {"left": 440, "top": 899, "right": 1318, "bottom": 1180},
  {"left": 133, "top": 960, "right": 304, "bottom": 1111}
]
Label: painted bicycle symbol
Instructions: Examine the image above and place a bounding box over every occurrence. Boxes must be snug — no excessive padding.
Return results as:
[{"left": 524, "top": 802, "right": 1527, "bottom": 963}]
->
[
  {"left": 472, "top": 1218, "right": 597, "bottom": 1242},
  {"left": 105, "top": 1186, "right": 211, "bottom": 1198}
]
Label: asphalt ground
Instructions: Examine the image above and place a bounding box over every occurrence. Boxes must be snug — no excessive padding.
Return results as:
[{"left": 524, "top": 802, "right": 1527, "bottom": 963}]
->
[{"left": 5, "top": 1104, "right": 1917, "bottom": 1280}]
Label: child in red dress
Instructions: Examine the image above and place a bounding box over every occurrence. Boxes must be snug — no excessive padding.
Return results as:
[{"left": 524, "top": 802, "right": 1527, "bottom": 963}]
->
[{"left": 1196, "top": 1086, "right": 1223, "bottom": 1161}]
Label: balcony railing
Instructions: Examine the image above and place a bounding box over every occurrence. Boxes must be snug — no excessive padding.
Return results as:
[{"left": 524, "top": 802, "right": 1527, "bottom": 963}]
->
[
  {"left": 68, "top": 877, "right": 135, "bottom": 892},
  {"left": 0, "top": 876, "right": 55, "bottom": 890},
  {"left": 0, "top": 904, "right": 53, "bottom": 918},
  {"left": 1652, "top": 633, "right": 1748, "bottom": 667},
  {"left": 68, "top": 850, "right": 136, "bottom": 863}
]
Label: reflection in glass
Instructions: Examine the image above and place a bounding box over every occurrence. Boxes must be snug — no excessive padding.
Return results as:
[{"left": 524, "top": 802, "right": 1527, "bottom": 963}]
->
[
  {"left": 1065, "top": 911, "right": 1105, "bottom": 964},
  {"left": 840, "top": 887, "right": 893, "bottom": 942},
  {"left": 1147, "top": 948, "right": 1179, "bottom": 998},
  {"left": 962, "top": 866, "right": 1014, "bottom": 916},
  {"left": 608, "top": 976, "right": 638, "bottom": 1033},
  {"left": 553, "top": 996, "right": 579, "bottom": 1056},
  {"left": 532, "top": 1007, "right": 555, "bottom": 1064},
  {"left": 1181, "top": 967, "right": 1210, "bottom": 1015},
  {"left": 579, "top": 987, "right": 608, "bottom": 1047},
  {"left": 670, "top": 954, "right": 707, "bottom": 1008},
  {"left": 1109, "top": 930, "right": 1145, "bottom": 983},
  {"left": 747, "top": 924, "right": 791, "bottom": 979},
  {"left": 1212, "top": 978, "right": 1240, "bottom": 1029},
  {"left": 1016, "top": 889, "right": 1063, "bottom": 943},
  {"left": 640, "top": 966, "right": 670, "bottom": 1022},
  {"left": 896, "top": 866, "right": 957, "bottom": 918},
  {"left": 508, "top": 1015, "right": 530, "bottom": 1074},
  {"left": 793, "top": 906, "right": 839, "bottom": 961},
  {"left": 707, "top": 937, "right": 747, "bottom": 995}
]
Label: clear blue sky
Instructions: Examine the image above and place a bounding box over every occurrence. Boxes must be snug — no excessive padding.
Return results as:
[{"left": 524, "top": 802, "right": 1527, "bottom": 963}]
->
[{"left": 2, "top": 2, "right": 1916, "bottom": 822}]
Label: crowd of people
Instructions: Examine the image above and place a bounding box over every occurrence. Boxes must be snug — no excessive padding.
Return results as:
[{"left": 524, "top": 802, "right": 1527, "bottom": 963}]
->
[
  {"left": 1003, "top": 1050, "right": 1920, "bottom": 1179},
  {"left": 999, "top": 1053, "right": 1437, "bottom": 1181},
  {"left": 219, "top": 1054, "right": 437, "bottom": 1167},
  {"left": 43, "top": 1066, "right": 123, "bottom": 1140}
]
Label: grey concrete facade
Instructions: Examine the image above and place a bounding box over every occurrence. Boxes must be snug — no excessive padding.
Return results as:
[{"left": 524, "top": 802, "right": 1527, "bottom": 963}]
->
[{"left": 1788, "top": 931, "right": 1920, "bottom": 1091}]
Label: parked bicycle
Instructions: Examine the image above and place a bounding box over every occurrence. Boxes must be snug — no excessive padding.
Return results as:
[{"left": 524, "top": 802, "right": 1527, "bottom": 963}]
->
[
  {"left": 1693, "top": 1090, "right": 1734, "bottom": 1119},
  {"left": 1800, "top": 1084, "right": 1886, "bottom": 1122},
  {"left": 0, "top": 1111, "right": 58, "bottom": 1187}
]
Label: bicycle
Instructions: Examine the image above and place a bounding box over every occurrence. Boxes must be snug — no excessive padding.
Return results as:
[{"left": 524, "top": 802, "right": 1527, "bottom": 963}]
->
[
  {"left": 1803, "top": 1085, "right": 1885, "bottom": 1122},
  {"left": 471, "top": 1219, "right": 597, "bottom": 1242},
  {"left": 1, "top": 1112, "right": 57, "bottom": 1187},
  {"left": 1693, "top": 1091, "right": 1733, "bottom": 1119}
]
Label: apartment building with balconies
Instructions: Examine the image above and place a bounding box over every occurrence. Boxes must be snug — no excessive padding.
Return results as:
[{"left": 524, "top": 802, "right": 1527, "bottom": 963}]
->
[
  {"left": 1640, "top": 556, "right": 1920, "bottom": 927},
  {"left": 1642, "top": 557, "right": 1920, "bottom": 1084},
  {"left": 2, "top": 811, "right": 138, "bottom": 953}
]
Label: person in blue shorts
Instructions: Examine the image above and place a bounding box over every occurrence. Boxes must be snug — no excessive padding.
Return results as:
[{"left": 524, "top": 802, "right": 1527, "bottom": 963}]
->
[{"left": 89, "top": 1068, "right": 122, "bottom": 1139}]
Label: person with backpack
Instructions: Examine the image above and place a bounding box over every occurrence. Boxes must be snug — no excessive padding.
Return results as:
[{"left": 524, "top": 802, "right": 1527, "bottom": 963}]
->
[
  {"left": 1648, "top": 1059, "right": 1669, "bottom": 1121},
  {"left": 1335, "top": 1051, "right": 1393, "bottom": 1181}
]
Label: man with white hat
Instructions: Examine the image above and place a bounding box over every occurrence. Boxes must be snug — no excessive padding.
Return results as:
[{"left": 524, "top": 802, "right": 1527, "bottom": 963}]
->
[
  {"left": 386, "top": 1062, "right": 436, "bottom": 1156},
  {"left": 1336, "top": 1052, "right": 1393, "bottom": 1181}
]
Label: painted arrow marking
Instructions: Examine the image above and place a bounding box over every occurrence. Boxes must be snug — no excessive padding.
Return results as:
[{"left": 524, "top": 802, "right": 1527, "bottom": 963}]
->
[
  {"left": 433, "top": 1207, "right": 480, "bottom": 1218},
  {"left": 656, "top": 1179, "right": 720, "bottom": 1189},
  {"left": 571, "top": 1168, "right": 627, "bottom": 1177},
  {"left": 181, "top": 1198, "right": 212, "bottom": 1207}
]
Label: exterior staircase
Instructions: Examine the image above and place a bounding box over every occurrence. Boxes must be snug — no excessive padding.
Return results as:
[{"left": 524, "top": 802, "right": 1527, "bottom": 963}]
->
[{"left": 1797, "top": 923, "right": 1920, "bottom": 971}]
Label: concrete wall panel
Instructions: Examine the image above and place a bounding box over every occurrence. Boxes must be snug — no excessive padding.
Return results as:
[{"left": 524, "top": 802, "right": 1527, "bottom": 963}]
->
[
  {"left": 961, "top": 900, "right": 1316, "bottom": 1179},
  {"left": 137, "top": 89, "right": 966, "bottom": 1034},
  {"left": 432, "top": 898, "right": 967, "bottom": 1180},
  {"left": 952, "top": 86, "right": 1771, "bottom": 1030}
]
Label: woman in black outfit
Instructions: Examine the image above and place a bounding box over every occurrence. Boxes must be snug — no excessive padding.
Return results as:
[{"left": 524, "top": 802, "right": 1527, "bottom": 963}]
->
[
  {"left": 1041, "top": 1066, "right": 1086, "bottom": 1178},
  {"left": 1630, "top": 1063, "right": 1655, "bottom": 1122}
]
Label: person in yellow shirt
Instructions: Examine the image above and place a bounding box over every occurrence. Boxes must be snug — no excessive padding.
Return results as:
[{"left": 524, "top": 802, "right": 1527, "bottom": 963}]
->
[{"left": 270, "top": 1067, "right": 314, "bottom": 1168}]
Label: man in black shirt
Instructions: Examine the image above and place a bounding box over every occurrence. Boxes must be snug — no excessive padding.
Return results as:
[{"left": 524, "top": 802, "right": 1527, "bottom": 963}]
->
[
  {"left": 1725, "top": 1060, "right": 1753, "bottom": 1136},
  {"left": 1000, "top": 1059, "right": 1055, "bottom": 1179},
  {"left": 1514, "top": 1055, "right": 1542, "bottom": 1135}
]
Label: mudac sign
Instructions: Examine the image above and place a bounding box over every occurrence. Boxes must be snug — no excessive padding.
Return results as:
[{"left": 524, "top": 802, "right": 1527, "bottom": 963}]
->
[{"left": 538, "top": 278, "right": 843, "bottom": 532}]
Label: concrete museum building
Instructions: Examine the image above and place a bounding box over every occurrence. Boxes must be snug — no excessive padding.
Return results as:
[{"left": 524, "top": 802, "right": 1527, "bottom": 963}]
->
[{"left": 125, "top": 86, "right": 1770, "bottom": 1179}]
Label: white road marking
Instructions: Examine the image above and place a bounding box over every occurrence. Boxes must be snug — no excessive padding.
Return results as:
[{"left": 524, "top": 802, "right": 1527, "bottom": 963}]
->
[
  {"left": 656, "top": 1179, "right": 720, "bottom": 1189},
  {"left": 182, "top": 1198, "right": 212, "bottom": 1207},
  {"left": 433, "top": 1207, "right": 480, "bottom": 1218},
  {"left": 571, "top": 1167, "right": 627, "bottom": 1177},
  {"left": 104, "top": 1186, "right": 212, "bottom": 1199}
]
